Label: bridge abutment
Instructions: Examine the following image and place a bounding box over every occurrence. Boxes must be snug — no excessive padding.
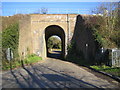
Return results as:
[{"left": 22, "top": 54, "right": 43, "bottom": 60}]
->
[{"left": 19, "top": 14, "right": 97, "bottom": 62}]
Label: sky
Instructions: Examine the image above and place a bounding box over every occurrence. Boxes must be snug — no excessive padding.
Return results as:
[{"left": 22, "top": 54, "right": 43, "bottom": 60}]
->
[
  {"left": 1, "top": 0, "right": 119, "bottom": 2},
  {"left": 1, "top": 0, "right": 119, "bottom": 16}
]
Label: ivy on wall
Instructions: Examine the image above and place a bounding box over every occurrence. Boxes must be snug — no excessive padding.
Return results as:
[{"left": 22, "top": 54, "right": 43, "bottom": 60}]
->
[{"left": 2, "top": 23, "right": 19, "bottom": 59}]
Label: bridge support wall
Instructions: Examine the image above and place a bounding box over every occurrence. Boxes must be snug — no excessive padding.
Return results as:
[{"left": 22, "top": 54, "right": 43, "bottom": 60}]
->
[{"left": 19, "top": 14, "right": 97, "bottom": 61}]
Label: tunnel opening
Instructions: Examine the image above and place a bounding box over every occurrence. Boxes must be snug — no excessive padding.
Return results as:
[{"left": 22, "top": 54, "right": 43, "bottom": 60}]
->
[
  {"left": 47, "top": 35, "right": 62, "bottom": 59},
  {"left": 45, "top": 25, "right": 65, "bottom": 59}
]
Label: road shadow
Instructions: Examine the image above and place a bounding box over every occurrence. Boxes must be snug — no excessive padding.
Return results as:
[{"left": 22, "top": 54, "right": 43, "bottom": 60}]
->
[
  {"left": 47, "top": 50, "right": 62, "bottom": 59},
  {"left": 41, "top": 74, "right": 71, "bottom": 81},
  {"left": 2, "top": 61, "right": 101, "bottom": 88}
]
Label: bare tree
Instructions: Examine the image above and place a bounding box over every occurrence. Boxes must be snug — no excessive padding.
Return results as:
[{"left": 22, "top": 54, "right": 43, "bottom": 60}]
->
[
  {"left": 40, "top": 7, "right": 48, "bottom": 14},
  {"left": 33, "top": 8, "right": 48, "bottom": 14},
  {"left": 92, "top": 2, "right": 120, "bottom": 48}
]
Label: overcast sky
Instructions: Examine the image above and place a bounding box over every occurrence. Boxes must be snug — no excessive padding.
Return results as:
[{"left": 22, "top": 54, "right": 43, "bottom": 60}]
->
[{"left": 1, "top": 0, "right": 119, "bottom": 2}]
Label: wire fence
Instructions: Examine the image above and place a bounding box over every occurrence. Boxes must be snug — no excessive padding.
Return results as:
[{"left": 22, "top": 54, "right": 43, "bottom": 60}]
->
[{"left": 2, "top": 8, "right": 90, "bottom": 16}]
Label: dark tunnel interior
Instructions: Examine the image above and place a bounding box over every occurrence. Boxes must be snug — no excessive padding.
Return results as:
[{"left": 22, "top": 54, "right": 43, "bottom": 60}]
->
[{"left": 45, "top": 25, "right": 65, "bottom": 59}]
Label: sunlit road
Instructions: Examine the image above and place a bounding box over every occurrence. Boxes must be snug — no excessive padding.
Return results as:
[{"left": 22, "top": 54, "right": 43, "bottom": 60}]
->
[
  {"left": 2, "top": 58, "right": 120, "bottom": 88},
  {"left": 48, "top": 49, "right": 61, "bottom": 59}
]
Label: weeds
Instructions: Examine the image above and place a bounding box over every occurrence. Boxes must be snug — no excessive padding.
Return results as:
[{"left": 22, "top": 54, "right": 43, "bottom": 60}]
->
[{"left": 2, "top": 54, "right": 42, "bottom": 70}]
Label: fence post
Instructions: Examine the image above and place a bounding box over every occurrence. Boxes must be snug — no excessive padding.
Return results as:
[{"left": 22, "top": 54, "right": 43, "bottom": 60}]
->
[{"left": 112, "top": 49, "right": 115, "bottom": 67}]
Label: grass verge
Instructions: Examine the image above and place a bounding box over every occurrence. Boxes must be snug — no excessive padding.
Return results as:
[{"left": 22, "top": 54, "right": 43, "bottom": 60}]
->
[
  {"left": 90, "top": 65, "right": 120, "bottom": 77},
  {"left": 2, "top": 54, "right": 42, "bottom": 70},
  {"left": 66, "top": 53, "right": 120, "bottom": 77}
]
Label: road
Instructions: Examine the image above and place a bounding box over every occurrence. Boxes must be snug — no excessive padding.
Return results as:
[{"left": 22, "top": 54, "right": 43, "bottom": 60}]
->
[{"left": 2, "top": 58, "right": 120, "bottom": 88}]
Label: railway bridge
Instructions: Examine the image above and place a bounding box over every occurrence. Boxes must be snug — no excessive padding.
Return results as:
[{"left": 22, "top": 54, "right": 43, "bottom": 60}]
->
[{"left": 19, "top": 14, "right": 96, "bottom": 60}]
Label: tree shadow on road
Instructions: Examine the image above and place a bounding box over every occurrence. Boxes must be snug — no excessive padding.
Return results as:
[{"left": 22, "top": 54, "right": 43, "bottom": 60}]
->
[
  {"left": 31, "top": 65, "right": 99, "bottom": 88},
  {"left": 2, "top": 61, "right": 102, "bottom": 89}
]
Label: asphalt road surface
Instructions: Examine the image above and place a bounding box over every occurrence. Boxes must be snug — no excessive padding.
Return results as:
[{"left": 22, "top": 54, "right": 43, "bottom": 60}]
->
[{"left": 2, "top": 58, "right": 120, "bottom": 88}]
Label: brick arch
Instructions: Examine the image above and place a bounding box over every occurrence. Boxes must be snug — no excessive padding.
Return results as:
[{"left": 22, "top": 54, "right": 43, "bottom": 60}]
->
[{"left": 45, "top": 25, "right": 65, "bottom": 58}]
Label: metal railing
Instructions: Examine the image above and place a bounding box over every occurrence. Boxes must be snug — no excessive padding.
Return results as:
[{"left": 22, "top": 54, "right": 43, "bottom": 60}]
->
[
  {"left": 3, "top": 8, "right": 90, "bottom": 16},
  {"left": 111, "top": 49, "right": 120, "bottom": 67},
  {"left": 17, "top": 8, "right": 89, "bottom": 14}
]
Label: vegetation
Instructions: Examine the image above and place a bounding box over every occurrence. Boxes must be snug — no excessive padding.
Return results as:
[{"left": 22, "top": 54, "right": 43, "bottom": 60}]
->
[
  {"left": 47, "top": 36, "right": 61, "bottom": 50},
  {"left": 24, "top": 54, "right": 42, "bottom": 65},
  {"left": 2, "top": 15, "right": 42, "bottom": 71},
  {"left": 2, "top": 14, "right": 24, "bottom": 62},
  {"left": 67, "top": 2, "right": 120, "bottom": 78},
  {"left": 91, "top": 2, "right": 120, "bottom": 48},
  {"left": 90, "top": 65, "right": 120, "bottom": 77},
  {"left": 2, "top": 15, "right": 20, "bottom": 70},
  {"left": 2, "top": 54, "right": 42, "bottom": 70},
  {"left": 1, "top": 2, "right": 119, "bottom": 73},
  {"left": 66, "top": 41, "right": 86, "bottom": 65},
  {"left": 2, "top": 23, "right": 19, "bottom": 60}
]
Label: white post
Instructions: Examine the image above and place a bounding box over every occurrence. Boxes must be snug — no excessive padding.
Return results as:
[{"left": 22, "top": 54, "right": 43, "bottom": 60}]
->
[
  {"left": 112, "top": 50, "right": 113, "bottom": 66},
  {"left": 116, "top": 51, "right": 117, "bottom": 66},
  {"left": 86, "top": 44, "right": 88, "bottom": 60}
]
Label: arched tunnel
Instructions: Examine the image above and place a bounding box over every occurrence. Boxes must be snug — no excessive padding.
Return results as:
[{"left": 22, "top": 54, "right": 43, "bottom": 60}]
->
[{"left": 45, "top": 25, "right": 65, "bottom": 59}]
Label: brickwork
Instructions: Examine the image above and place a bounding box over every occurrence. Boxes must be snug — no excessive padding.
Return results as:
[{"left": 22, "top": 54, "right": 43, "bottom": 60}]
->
[{"left": 19, "top": 14, "right": 97, "bottom": 60}]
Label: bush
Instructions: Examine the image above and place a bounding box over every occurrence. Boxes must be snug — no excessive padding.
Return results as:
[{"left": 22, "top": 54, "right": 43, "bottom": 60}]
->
[
  {"left": 2, "top": 23, "right": 19, "bottom": 60},
  {"left": 2, "top": 23, "right": 20, "bottom": 70}
]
